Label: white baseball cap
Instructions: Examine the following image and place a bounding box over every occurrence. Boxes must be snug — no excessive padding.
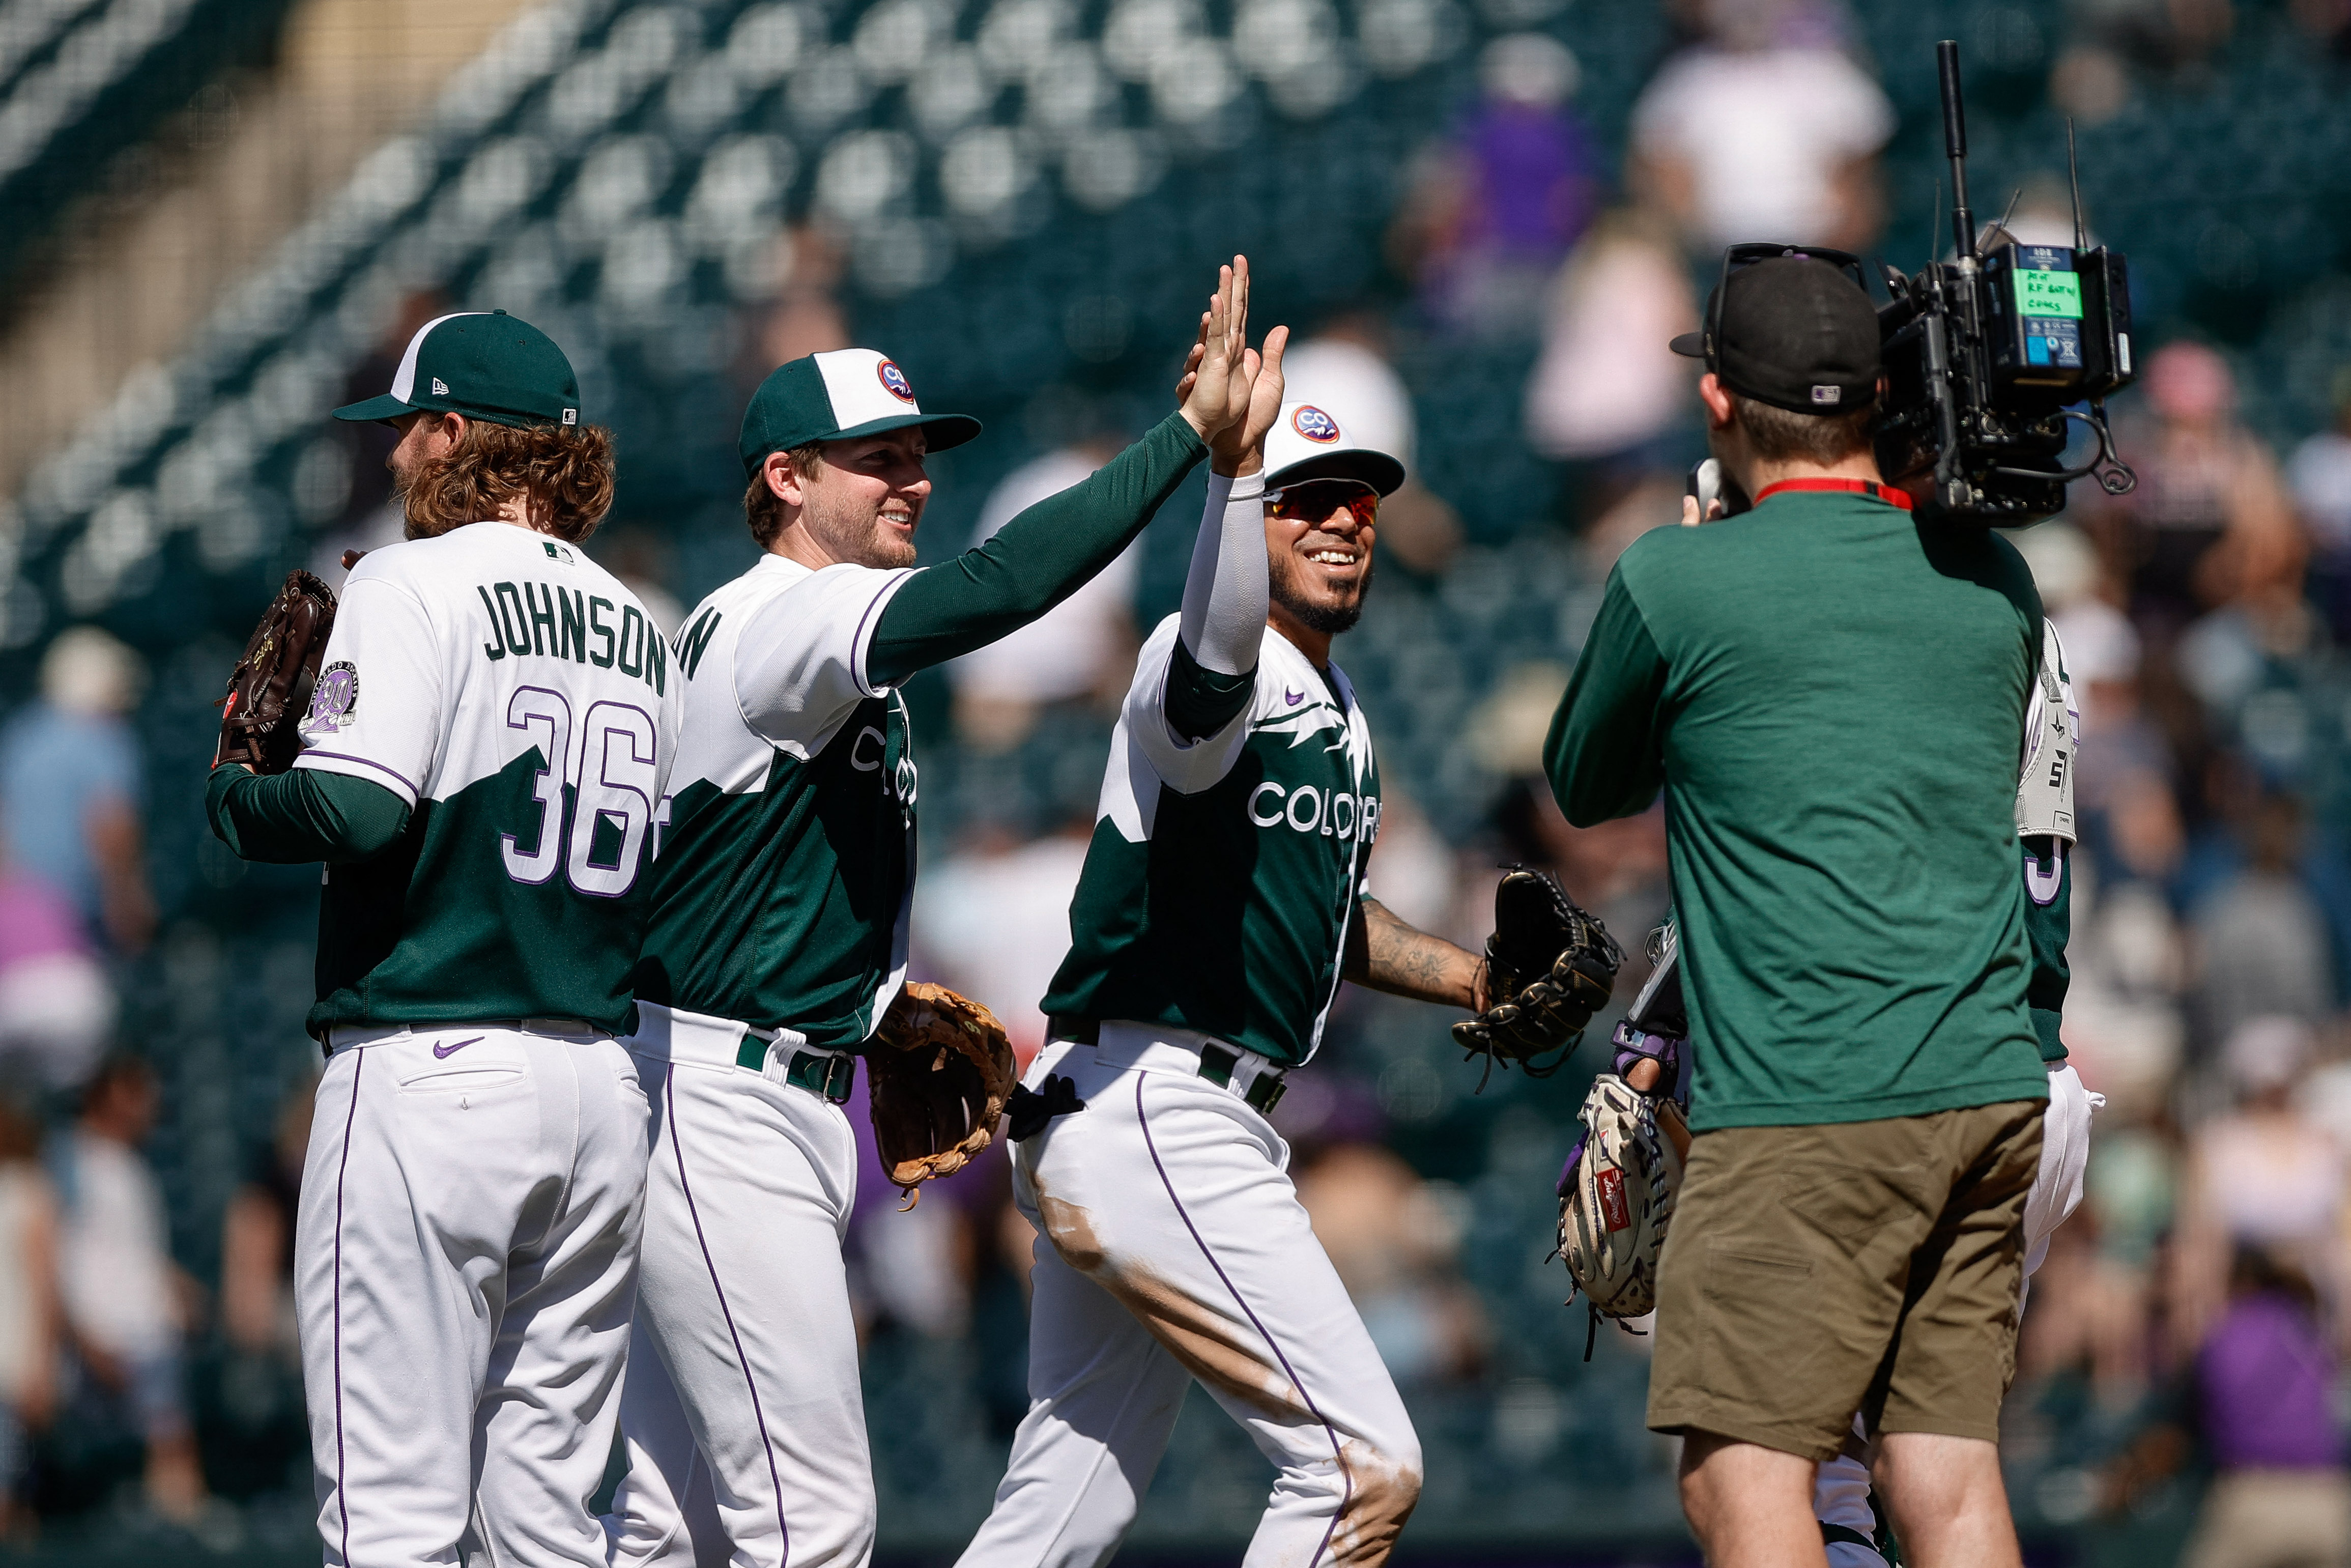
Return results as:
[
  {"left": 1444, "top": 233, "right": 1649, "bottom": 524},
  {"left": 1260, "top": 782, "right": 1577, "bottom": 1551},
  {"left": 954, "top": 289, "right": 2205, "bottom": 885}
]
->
[{"left": 1261, "top": 402, "right": 1406, "bottom": 496}]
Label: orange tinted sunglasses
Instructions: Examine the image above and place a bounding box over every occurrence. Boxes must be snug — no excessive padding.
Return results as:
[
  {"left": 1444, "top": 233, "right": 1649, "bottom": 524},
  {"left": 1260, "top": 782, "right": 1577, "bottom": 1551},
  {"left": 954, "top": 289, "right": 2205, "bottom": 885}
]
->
[{"left": 1266, "top": 479, "right": 1380, "bottom": 526}]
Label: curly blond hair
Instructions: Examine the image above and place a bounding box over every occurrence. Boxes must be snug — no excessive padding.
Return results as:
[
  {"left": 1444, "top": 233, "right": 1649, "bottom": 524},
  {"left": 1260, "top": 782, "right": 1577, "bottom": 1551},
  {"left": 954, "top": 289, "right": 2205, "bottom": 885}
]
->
[{"left": 398, "top": 419, "right": 616, "bottom": 543}]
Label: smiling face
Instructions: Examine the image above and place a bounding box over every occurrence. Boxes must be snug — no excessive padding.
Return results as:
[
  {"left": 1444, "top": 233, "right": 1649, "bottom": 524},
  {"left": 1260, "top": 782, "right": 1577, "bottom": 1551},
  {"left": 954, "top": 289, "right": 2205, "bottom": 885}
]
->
[
  {"left": 1265, "top": 479, "right": 1379, "bottom": 639},
  {"left": 769, "top": 426, "right": 932, "bottom": 569}
]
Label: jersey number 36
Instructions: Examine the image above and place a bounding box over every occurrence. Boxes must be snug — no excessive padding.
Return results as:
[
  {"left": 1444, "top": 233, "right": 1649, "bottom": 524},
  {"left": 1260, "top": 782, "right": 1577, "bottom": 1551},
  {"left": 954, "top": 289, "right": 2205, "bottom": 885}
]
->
[{"left": 497, "top": 686, "right": 660, "bottom": 898}]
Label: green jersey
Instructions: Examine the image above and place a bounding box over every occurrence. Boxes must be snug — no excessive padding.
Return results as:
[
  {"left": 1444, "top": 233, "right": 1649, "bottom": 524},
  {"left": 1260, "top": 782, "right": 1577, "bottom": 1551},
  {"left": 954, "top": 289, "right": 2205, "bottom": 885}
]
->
[
  {"left": 1043, "top": 617, "right": 1382, "bottom": 1068},
  {"left": 634, "top": 557, "right": 920, "bottom": 1048},
  {"left": 1545, "top": 486, "right": 2049, "bottom": 1131},
  {"left": 252, "top": 524, "right": 680, "bottom": 1036}
]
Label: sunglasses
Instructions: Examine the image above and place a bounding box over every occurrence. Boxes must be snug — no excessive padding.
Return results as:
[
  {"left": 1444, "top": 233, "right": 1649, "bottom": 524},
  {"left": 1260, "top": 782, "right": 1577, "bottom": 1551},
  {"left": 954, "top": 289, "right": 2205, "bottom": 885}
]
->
[
  {"left": 1266, "top": 479, "right": 1380, "bottom": 526},
  {"left": 1696, "top": 243, "right": 1871, "bottom": 366}
]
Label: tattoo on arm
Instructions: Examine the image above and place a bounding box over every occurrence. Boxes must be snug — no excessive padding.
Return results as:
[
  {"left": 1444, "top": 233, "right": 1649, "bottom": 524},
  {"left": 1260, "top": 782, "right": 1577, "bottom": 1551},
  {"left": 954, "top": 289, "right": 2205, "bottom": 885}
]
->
[{"left": 1345, "top": 897, "right": 1483, "bottom": 1009}]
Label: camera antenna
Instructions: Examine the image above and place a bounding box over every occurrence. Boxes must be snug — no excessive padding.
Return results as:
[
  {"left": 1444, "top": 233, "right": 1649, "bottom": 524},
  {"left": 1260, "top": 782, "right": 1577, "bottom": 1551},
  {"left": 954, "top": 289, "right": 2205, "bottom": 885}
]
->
[
  {"left": 1937, "top": 40, "right": 1976, "bottom": 268},
  {"left": 1929, "top": 175, "right": 1943, "bottom": 265},
  {"left": 2066, "top": 117, "right": 2088, "bottom": 251},
  {"left": 1987, "top": 187, "right": 2022, "bottom": 250}
]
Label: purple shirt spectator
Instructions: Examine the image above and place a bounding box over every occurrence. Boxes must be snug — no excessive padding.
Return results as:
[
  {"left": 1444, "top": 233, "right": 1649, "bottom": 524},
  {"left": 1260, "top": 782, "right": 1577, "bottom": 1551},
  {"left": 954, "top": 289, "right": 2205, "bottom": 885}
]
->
[{"left": 2200, "top": 1293, "right": 2343, "bottom": 1470}]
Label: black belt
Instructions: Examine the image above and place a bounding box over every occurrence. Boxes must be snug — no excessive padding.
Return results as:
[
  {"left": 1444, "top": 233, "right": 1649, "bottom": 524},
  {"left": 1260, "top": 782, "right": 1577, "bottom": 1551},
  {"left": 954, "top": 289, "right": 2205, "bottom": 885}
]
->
[
  {"left": 735, "top": 1035, "right": 856, "bottom": 1103},
  {"left": 1049, "top": 1018, "right": 1286, "bottom": 1116}
]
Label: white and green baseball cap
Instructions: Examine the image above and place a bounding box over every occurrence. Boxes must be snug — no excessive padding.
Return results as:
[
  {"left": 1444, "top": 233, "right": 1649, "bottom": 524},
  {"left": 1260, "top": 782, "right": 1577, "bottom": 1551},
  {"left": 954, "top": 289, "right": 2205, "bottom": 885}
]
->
[
  {"left": 332, "top": 310, "right": 582, "bottom": 429},
  {"left": 1262, "top": 402, "right": 1406, "bottom": 495},
  {"left": 738, "top": 349, "right": 982, "bottom": 477}
]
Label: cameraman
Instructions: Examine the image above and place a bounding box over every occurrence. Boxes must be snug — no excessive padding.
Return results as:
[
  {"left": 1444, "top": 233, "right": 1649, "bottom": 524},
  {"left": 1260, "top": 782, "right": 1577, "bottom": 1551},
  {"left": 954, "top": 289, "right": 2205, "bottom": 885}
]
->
[{"left": 1545, "top": 255, "right": 2048, "bottom": 1568}]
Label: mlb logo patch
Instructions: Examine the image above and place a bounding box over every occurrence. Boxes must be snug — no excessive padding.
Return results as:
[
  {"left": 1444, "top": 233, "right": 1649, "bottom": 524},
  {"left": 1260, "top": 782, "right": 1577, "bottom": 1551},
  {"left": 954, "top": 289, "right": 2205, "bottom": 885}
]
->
[
  {"left": 1292, "top": 405, "right": 1340, "bottom": 443},
  {"left": 1811, "top": 385, "right": 1841, "bottom": 405},
  {"left": 877, "top": 359, "right": 917, "bottom": 404}
]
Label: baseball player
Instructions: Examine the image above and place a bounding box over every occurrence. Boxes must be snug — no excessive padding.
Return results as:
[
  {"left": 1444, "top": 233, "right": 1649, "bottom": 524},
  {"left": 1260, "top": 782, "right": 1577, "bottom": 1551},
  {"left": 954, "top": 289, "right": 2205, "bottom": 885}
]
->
[
  {"left": 205, "top": 312, "right": 678, "bottom": 1565},
  {"left": 952, "top": 377, "right": 1496, "bottom": 1568},
  {"left": 603, "top": 261, "right": 1274, "bottom": 1568}
]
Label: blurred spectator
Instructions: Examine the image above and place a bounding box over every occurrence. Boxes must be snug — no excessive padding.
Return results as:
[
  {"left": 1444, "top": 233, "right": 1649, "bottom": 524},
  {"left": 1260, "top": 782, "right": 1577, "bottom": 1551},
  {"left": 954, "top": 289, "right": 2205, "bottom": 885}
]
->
[
  {"left": 0, "top": 628, "right": 153, "bottom": 954},
  {"left": 1295, "top": 1143, "right": 1485, "bottom": 1385},
  {"left": 1362, "top": 792, "right": 1457, "bottom": 938},
  {"left": 948, "top": 441, "right": 1140, "bottom": 752},
  {"left": 2180, "top": 1247, "right": 2348, "bottom": 1568},
  {"left": 1388, "top": 33, "right": 1603, "bottom": 340},
  {"left": 1523, "top": 208, "right": 1699, "bottom": 475},
  {"left": 53, "top": 1058, "right": 204, "bottom": 1522},
  {"left": 739, "top": 226, "right": 853, "bottom": 390},
  {"left": 1628, "top": 0, "right": 1893, "bottom": 255},
  {"left": 2090, "top": 343, "right": 2303, "bottom": 638},
  {"left": 0, "top": 851, "right": 114, "bottom": 1094},
  {"left": 2286, "top": 369, "right": 2351, "bottom": 642},
  {"left": 219, "top": 1085, "right": 311, "bottom": 1361},
  {"left": 0, "top": 1099, "right": 60, "bottom": 1540},
  {"left": 1283, "top": 320, "right": 1463, "bottom": 575},
  {"left": 2193, "top": 800, "right": 2334, "bottom": 1049},
  {"left": 914, "top": 817, "right": 1094, "bottom": 1063},
  {"left": 2171, "top": 1020, "right": 2344, "bottom": 1350}
]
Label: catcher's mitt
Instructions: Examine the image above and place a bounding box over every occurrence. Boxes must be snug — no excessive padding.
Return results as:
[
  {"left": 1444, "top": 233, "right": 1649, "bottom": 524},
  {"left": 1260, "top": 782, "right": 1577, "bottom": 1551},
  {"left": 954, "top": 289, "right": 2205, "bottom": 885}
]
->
[
  {"left": 216, "top": 569, "right": 337, "bottom": 773},
  {"left": 1452, "top": 867, "right": 1622, "bottom": 1084},
  {"left": 869, "top": 982, "right": 1017, "bottom": 1206},
  {"left": 1557, "top": 1070, "right": 1690, "bottom": 1357}
]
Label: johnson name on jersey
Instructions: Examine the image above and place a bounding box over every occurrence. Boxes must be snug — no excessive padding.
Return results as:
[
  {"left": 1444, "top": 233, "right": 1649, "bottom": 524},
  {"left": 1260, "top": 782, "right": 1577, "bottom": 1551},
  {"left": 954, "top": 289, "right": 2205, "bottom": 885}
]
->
[
  {"left": 1043, "top": 615, "right": 1381, "bottom": 1068},
  {"left": 633, "top": 554, "right": 921, "bottom": 1049},
  {"left": 292, "top": 524, "right": 680, "bottom": 1034}
]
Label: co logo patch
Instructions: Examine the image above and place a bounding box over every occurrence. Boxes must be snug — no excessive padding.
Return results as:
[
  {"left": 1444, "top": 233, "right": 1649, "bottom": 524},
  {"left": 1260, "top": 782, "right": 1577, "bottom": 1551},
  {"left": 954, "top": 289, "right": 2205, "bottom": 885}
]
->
[
  {"left": 877, "top": 359, "right": 917, "bottom": 404},
  {"left": 1291, "top": 405, "right": 1341, "bottom": 443}
]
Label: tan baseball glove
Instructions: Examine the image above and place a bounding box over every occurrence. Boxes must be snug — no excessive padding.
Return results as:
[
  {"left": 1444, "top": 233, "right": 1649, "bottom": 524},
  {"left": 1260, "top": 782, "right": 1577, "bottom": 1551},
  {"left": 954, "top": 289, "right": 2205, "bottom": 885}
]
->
[
  {"left": 1558, "top": 1070, "right": 1690, "bottom": 1357},
  {"left": 215, "top": 569, "right": 337, "bottom": 773},
  {"left": 868, "top": 982, "right": 1017, "bottom": 1205}
]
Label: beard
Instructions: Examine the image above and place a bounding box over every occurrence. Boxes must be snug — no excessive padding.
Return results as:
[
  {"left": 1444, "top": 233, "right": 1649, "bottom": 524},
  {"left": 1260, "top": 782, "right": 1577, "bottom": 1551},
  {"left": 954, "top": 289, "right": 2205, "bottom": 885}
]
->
[
  {"left": 1271, "top": 551, "right": 1374, "bottom": 636},
  {"left": 805, "top": 491, "right": 917, "bottom": 569}
]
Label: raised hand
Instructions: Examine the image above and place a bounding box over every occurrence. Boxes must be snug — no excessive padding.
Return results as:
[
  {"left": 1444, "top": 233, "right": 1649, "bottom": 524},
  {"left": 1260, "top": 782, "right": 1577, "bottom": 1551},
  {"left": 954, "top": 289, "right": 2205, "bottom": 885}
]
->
[
  {"left": 1175, "top": 256, "right": 1257, "bottom": 443},
  {"left": 1209, "top": 324, "right": 1288, "bottom": 477}
]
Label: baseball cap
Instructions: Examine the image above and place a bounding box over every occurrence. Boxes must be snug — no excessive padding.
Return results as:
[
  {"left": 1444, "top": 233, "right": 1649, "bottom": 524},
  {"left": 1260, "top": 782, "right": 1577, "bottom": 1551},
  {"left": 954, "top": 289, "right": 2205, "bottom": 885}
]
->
[
  {"left": 1261, "top": 402, "right": 1407, "bottom": 496},
  {"left": 333, "top": 310, "right": 582, "bottom": 429},
  {"left": 1670, "top": 252, "right": 1881, "bottom": 416},
  {"left": 738, "top": 349, "right": 982, "bottom": 478}
]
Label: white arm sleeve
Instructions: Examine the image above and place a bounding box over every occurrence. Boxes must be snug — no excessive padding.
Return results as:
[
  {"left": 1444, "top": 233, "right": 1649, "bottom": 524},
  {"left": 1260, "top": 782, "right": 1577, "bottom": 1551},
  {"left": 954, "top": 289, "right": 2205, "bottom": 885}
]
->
[{"left": 1178, "top": 470, "right": 1269, "bottom": 677}]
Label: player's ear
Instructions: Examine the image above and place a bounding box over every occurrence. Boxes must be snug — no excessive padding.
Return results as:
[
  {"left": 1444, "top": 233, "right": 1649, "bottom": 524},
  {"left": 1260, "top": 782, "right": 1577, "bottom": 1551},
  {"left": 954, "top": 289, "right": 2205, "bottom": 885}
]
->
[
  {"left": 1697, "top": 374, "right": 1736, "bottom": 431},
  {"left": 766, "top": 449, "right": 803, "bottom": 507}
]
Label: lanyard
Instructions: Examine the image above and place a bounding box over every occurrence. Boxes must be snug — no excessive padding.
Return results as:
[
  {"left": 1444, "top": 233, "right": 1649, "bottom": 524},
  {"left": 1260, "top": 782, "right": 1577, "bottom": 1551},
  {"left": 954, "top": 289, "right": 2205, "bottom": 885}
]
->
[{"left": 1752, "top": 477, "right": 1914, "bottom": 510}]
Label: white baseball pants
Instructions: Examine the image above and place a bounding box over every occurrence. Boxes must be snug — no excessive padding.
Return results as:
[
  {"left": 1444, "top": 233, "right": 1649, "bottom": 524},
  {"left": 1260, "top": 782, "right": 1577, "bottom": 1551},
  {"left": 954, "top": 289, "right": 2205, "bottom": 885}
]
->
[
  {"left": 1812, "top": 1061, "right": 2103, "bottom": 1563},
  {"left": 606, "top": 1003, "right": 873, "bottom": 1568},
  {"left": 957, "top": 1028, "right": 1423, "bottom": 1568},
  {"left": 295, "top": 1022, "right": 647, "bottom": 1567}
]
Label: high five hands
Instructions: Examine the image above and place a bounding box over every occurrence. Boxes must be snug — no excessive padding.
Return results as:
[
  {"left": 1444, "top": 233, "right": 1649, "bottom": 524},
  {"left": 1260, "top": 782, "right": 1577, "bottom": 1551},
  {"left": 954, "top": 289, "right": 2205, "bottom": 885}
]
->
[{"left": 1174, "top": 255, "right": 1290, "bottom": 478}]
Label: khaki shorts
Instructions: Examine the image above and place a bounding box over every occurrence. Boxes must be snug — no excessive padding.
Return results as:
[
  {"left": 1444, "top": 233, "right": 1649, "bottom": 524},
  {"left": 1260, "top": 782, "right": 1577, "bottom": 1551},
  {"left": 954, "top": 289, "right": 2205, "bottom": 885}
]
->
[{"left": 1647, "top": 1099, "right": 2044, "bottom": 1462}]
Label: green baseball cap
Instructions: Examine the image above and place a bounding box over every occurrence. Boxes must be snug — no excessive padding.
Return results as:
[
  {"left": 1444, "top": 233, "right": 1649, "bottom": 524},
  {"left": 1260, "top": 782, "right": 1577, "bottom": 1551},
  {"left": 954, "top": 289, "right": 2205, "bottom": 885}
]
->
[
  {"left": 332, "top": 310, "right": 582, "bottom": 429},
  {"left": 738, "top": 349, "right": 981, "bottom": 478}
]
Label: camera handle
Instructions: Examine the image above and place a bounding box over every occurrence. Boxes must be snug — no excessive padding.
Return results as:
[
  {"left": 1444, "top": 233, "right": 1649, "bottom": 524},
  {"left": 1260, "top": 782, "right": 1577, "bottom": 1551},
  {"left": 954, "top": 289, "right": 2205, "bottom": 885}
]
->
[{"left": 1987, "top": 403, "right": 2138, "bottom": 496}]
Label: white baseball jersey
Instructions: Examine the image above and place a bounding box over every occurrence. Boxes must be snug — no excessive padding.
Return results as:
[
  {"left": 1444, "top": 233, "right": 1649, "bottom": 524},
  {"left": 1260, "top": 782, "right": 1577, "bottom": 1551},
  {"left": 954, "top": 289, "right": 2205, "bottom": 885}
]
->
[
  {"left": 292, "top": 523, "right": 679, "bottom": 1033},
  {"left": 634, "top": 554, "right": 918, "bottom": 1045},
  {"left": 1042, "top": 616, "right": 1381, "bottom": 1068}
]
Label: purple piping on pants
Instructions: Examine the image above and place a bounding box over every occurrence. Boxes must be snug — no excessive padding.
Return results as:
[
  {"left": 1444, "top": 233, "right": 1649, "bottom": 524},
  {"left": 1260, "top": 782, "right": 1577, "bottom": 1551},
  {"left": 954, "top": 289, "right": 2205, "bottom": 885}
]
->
[
  {"left": 1133, "top": 1074, "right": 1353, "bottom": 1568},
  {"left": 332, "top": 1049, "right": 365, "bottom": 1566},
  {"left": 664, "top": 1071, "right": 791, "bottom": 1567}
]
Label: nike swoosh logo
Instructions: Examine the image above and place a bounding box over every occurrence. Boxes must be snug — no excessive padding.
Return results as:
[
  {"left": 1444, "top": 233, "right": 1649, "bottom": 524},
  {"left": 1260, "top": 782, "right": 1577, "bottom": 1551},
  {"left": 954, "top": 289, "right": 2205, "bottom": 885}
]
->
[
  {"left": 432, "top": 1036, "right": 485, "bottom": 1059},
  {"left": 1285, "top": 688, "right": 1304, "bottom": 706}
]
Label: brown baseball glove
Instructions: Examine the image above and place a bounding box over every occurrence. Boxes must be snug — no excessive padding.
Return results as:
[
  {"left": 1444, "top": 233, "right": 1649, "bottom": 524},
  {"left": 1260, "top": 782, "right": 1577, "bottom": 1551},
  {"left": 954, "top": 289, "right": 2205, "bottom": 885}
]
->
[
  {"left": 869, "top": 982, "right": 1017, "bottom": 1205},
  {"left": 215, "top": 569, "right": 337, "bottom": 773}
]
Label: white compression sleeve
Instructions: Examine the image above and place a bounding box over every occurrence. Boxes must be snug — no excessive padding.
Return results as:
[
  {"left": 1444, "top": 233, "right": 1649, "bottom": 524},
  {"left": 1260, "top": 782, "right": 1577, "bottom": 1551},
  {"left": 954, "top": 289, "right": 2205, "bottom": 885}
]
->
[{"left": 1178, "top": 470, "right": 1268, "bottom": 677}]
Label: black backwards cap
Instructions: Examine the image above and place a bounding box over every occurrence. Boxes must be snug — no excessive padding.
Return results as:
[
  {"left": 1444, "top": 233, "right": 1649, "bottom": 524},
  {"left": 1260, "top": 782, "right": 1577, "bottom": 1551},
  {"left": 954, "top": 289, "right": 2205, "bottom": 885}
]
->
[{"left": 1671, "top": 250, "right": 1881, "bottom": 416}]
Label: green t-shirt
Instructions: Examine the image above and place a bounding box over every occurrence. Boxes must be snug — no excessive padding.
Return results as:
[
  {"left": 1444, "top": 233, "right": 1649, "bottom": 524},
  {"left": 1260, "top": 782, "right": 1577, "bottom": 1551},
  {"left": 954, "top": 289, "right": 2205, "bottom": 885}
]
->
[
  {"left": 1545, "top": 488, "right": 2049, "bottom": 1130},
  {"left": 1041, "top": 619, "right": 1381, "bottom": 1068}
]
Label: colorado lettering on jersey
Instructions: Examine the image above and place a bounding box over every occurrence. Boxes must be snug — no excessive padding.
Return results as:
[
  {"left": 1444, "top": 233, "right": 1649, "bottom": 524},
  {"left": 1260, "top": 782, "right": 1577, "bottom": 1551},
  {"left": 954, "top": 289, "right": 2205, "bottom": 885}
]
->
[
  {"left": 475, "top": 579, "right": 668, "bottom": 696},
  {"left": 1245, "top": 782, "right": 1379, "bottom": 842}
]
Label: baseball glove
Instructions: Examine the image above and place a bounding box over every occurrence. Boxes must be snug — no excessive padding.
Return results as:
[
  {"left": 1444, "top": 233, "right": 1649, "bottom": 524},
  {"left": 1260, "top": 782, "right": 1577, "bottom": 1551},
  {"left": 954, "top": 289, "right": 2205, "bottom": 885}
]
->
[
  {"left": 1557, "top": 1070, "right": 1690, "bottom": 1357},
  {"left": 215, "top": 569, "right": 338, "bottom": 773},
  {"left": 1451, "top": 867, "right": 1622, "bottom": 1084},
  {"left": 868, "top": 982, "right": 1017, "bottom": 1206}
]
